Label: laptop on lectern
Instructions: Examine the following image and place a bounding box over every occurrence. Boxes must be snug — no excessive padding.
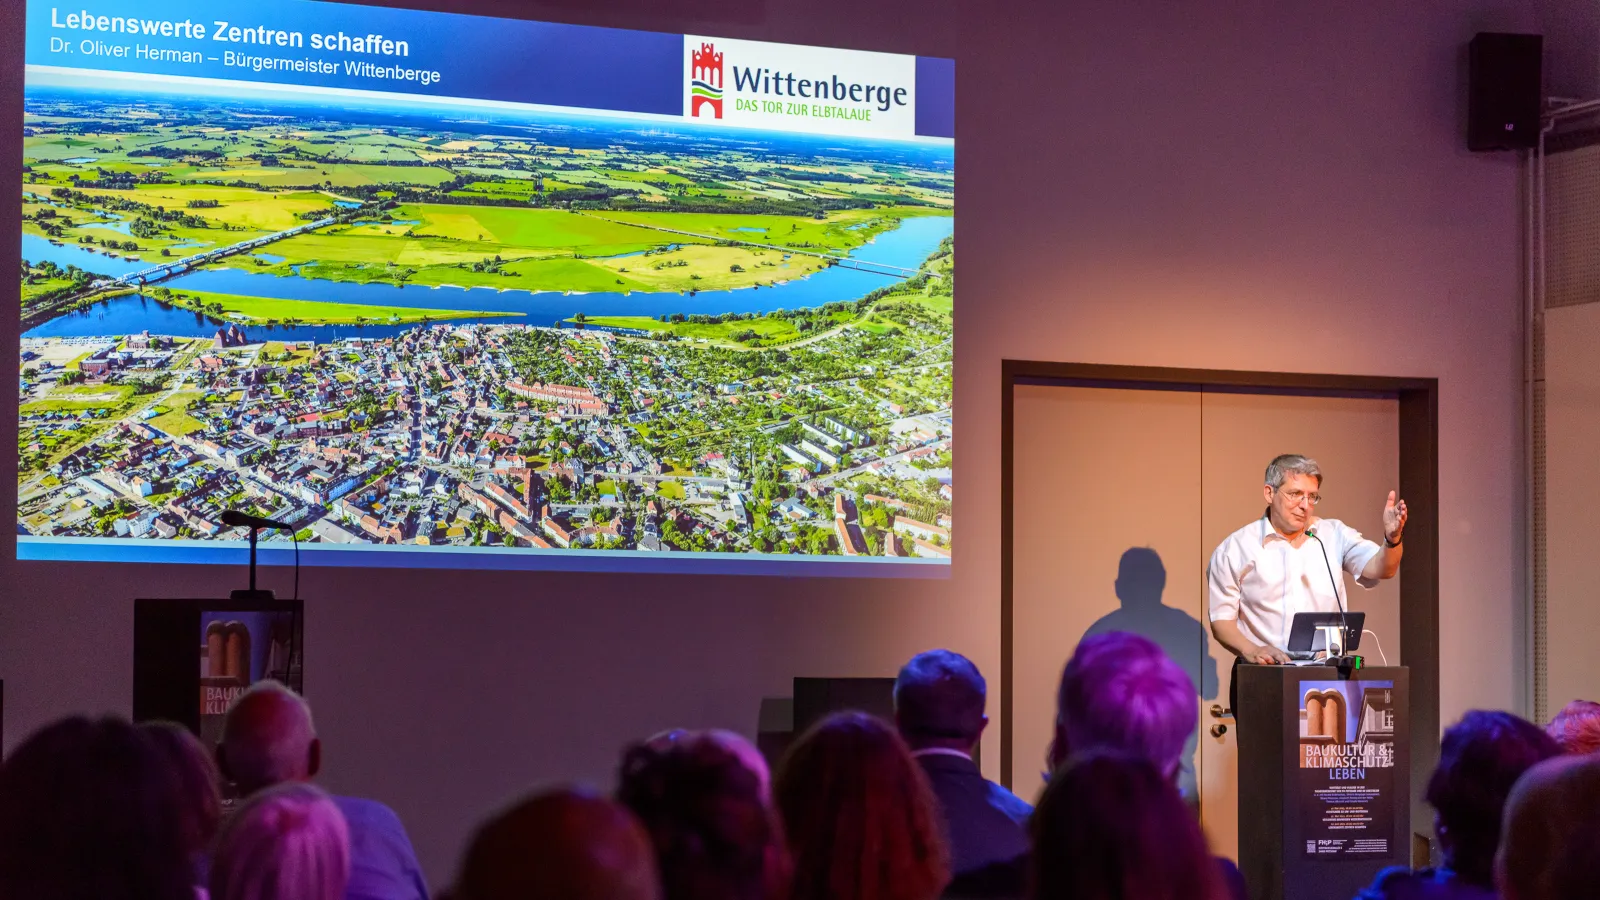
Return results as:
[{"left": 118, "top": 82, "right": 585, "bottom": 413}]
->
[{"left": 1286, "top": 611, "right": 1365, "bottom": 661}]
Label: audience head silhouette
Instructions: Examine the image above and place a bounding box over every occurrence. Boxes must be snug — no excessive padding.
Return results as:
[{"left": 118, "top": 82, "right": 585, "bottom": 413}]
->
[
  {"left": 454, "top": 787, "right": 661, "bottom": 900},
  {"left": 1425, "top": 710, "right": 1560, "bottom": 887},
  {"left": 1050, "top": 631, "right": 1196, "bottom": 778},
  {"left": 218, "top": 679, "right": 321, "bottom": 797},
  {"left": 1545, "top": 699, "right": 1600, "bottom": 756},
  {"left": 211, "top": 782, "right": 351, "bottom": 900},
  {"left": 1030, "top": 753, "right": 1220, "bottom": 900},
  {"left": 618, "top": 733, "right": 790, "bottom": 900},
  {"left": 894, "top": 648, "right": 987, "bottom": 752},
  {"left": 0, "top": 715, "right": 194, "bottom": 900},
  {"left": 704, "top": 728, "right": 774, "bottom": 804},
  {"left": 775, "top": 711, "right": 949, "bottom": 900},
  {"left": 142, "top": 719, "right": 224, "bottom": 881},
  {"left": 1496, "top": 754, "right": 1600, "bottom": 900}
]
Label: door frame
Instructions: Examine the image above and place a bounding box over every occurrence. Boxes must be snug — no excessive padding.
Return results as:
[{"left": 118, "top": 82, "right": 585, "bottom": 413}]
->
[{"left": 999, "top": 360, "right": 1439, "bottom": 844}]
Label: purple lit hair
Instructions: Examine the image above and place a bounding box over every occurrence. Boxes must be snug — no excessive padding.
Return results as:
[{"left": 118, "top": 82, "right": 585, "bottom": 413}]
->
[
  {"left": 1053, "top": 631, "right": 1197, "bottom": 779},
  {"left": 210, "top": 782, "right": 350, "bottom": 900}
]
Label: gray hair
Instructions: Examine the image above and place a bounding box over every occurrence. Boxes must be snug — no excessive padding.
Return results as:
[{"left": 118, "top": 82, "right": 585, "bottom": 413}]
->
[
  {"left": 1265, "top": 454, "right": 1321, "bottom": 489},
  {"left": 211, "top": 782, "right": 350, "bottom": 900},
  {"left": 221, "top": 680, "right": 317, "bottom": 792}
]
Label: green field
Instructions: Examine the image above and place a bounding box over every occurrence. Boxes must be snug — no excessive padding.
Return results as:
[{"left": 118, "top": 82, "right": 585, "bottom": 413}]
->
[
  {"left": 21, "top": 275, "right": 75, "bottom": 303},
  {"left": 148, "top": 390, "right": 207, "bottom": 436},
  {"left": 592, "top": 208, "right": 903, "bottom": 249},
  {"left": 51, "top": 384, "right": 136, "bottom": 401},
  {"left": 198, "top": 202, "right": 884, "bottom": 293},
  {"left": 20, "top": 399, "right": 119, "bottom": 413},
  {"left": 567, "top": 314, "right": 829, "bottom": 347},
  {"left": 163, "top": 290, "right": 520, "bottom": 325},
  {"left": 410, "top": 205, "right": 673, "bottom": 247},
  {"left": 77, "top": 185, "right": 333, "bottom": 232},
  {"left": 193, "top": 162, "right": 458, "bottom": 188},
  {"left": 261, "top": 342, "right": 316, "bottom": 368}
]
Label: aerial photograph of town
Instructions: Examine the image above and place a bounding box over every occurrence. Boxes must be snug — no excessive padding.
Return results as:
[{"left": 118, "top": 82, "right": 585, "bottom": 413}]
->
[{"left": 17, "top": 75, "right": 954, "bottom": 563}]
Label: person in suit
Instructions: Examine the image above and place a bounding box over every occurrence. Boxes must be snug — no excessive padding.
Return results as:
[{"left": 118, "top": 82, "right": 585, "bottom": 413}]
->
[
  {"left": 893, "top": 650, "right": 1031, "bottom": 880},
  {"left": 1357, "top": 711, "right": 1560, "bottom": 900}
]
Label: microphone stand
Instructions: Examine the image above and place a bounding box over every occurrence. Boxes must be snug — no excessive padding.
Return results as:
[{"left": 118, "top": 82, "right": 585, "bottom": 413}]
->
[
  {"left": 232, "top": 525, "right": 276, "bottom": 601},
  {"left": 1309, "top": 528, "right": 1360, "bottom": 677}
]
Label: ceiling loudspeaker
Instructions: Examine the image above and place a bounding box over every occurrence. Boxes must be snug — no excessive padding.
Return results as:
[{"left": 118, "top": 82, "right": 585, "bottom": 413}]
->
[{"left": 1468, "top": 32, "right": 1543, "bottom": 152}]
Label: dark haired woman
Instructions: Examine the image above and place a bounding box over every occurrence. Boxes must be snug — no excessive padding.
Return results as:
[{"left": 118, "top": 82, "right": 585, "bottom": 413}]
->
[{"left": 774, "top": 711, "right": 949, "bottom": 900}]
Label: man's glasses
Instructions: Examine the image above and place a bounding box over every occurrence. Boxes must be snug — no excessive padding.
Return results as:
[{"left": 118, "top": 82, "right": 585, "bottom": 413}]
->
[{"left": 1276, "top": 487, "right": 1321, "bottom": 507}]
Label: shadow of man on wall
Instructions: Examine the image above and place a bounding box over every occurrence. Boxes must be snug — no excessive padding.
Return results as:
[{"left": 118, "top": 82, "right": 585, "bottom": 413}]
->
[{"left": 1079, "top": 547, "right": 1220, "bottom": 803}]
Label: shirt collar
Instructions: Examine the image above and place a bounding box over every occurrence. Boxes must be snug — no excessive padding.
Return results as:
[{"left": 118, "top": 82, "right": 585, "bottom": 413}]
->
[
  {"left": 910, "top": 747, "right": 972, "bottom": 761},
  {"left": 1260, "top": 513, "right": 1315, "bottom": 545},
  {"left": 1260, "top": 514, "right": 1284, "bottom": 544}
]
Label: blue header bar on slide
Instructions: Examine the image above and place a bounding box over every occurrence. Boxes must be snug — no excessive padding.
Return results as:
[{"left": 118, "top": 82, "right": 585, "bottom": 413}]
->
[{"left": 27, "top": 0, "right": 955, "bottom": 139}]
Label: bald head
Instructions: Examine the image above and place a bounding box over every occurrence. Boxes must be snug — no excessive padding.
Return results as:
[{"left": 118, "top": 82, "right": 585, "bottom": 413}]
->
[
  {"left": 453, "top": 788, "right": 660, "bottom": 900},
  {"left": 218, "top": 681, "right": 320, "bottom": 797},
  {"left": 1496, "top": 754, "right": 1600, "bottom": 900}
]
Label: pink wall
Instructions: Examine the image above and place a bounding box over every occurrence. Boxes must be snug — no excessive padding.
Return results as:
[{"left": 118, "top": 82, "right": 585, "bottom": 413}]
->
[{"left": 2, "top": 0, "right": 1583, "bottom": 885}]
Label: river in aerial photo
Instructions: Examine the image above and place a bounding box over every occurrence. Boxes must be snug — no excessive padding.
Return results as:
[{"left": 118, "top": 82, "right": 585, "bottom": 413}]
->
[{"left": 22, "top": 215, "right": 952, "bottom": 342}]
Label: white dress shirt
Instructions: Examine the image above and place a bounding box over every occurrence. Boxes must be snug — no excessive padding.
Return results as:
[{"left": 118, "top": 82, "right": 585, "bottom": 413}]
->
[{"left": 1208, "top": 515, "right": 1382, "bottom": 652}]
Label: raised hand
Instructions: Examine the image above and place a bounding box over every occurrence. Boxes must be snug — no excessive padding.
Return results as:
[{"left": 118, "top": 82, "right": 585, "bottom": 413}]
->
[{"left": 1382, "top": 490, "right": 1408, "bottom": 543}]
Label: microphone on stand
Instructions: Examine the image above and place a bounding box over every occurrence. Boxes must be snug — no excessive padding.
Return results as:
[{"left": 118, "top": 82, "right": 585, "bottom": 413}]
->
[
  {"left": 1307, "top": 526, "right": 1351, "bottom": 659},
  {"left": 222, "top": 509, "right": 293, "bottom": 531},
  {"left": 224, "top": 508, "right": 295, "bottom": 602}
]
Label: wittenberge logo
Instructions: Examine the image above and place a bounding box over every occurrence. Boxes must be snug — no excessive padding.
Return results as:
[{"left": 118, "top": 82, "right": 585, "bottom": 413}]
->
[
  {"left": 690, "top": 42, "right": 723, "bottom": 119},
  {"left": 682, "top": 35, "right": 924, "bottom": 140}
]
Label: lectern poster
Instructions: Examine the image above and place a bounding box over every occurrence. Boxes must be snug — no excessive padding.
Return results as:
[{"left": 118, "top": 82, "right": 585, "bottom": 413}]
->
[
  {"left": 1296, "top": 679, "right": 1397, "bottom": 859},
  {"left": 197, "top": 609, "right": 296, "bottom": 757},
  {"left": 16, "top": 0, "right": 955, "bottom": 577}
]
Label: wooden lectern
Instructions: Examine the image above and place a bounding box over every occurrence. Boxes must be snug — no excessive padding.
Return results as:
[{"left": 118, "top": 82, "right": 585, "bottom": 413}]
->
[{"left": 1236, "top": 664, "right": 1410, "bottom": 900}]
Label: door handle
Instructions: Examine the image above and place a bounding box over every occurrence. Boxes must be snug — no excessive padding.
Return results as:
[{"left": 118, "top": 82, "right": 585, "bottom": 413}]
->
[
  {"left": 1210, "top": 723, "right": 1228, "bottom": 738},
  {"left": 1210, "top": 704, "right": 1234, "bottom": 720}
]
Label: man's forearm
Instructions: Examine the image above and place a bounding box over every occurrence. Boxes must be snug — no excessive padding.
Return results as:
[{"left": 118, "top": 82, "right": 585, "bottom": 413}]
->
[
  {"left": 1211, "top": 618, "right": 1261, "bottom": 659},
  {"left": 1362, "top": 542, "right": 1403, "bottom": 581}
]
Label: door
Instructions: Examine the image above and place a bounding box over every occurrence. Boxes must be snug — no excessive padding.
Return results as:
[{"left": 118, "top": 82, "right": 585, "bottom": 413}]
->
[{"left": 1010, "top": 384, "right": 1209, "bottom": 807}]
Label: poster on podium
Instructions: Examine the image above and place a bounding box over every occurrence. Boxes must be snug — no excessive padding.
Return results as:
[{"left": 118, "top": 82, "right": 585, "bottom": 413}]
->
[
  {"left": 197, "top": 607, "right": 299, "bottom": 804},
  {"left": 1296, "top": 678, "right": 1398, "bottom": 859}
]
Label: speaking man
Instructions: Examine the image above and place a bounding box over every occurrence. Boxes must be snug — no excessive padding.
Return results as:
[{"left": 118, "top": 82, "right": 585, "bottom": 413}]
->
[{"left": 1208, "top": 454, "right": 1407, "bottom": 715}]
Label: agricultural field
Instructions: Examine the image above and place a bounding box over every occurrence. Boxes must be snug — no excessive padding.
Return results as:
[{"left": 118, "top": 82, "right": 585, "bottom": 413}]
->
[
  {"left": 22, "top": 89, "right": 951, "bottom": 305},
  {"left": 158, "top": 289, "right": 520, "bottom": 326}
]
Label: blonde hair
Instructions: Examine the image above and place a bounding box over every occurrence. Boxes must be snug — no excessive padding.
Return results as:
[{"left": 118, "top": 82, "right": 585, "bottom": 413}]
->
[{"left": 211, "top": 783, "right": 350, "bottom": 900}]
